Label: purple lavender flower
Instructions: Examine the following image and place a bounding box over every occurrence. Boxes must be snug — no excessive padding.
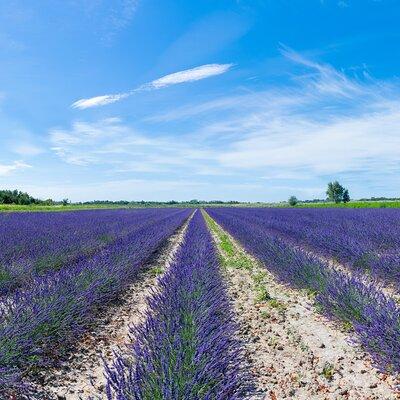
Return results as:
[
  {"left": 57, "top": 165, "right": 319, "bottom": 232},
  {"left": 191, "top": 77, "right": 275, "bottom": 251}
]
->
[
  {"left": 207, "top": 207, "right": 400, "bottom": 373},
  {"left": 105, "top": 211, "right": 249, "bottom": 400},
  {"left": 0, "top": 208, "right": 191, "bottom": 397}
]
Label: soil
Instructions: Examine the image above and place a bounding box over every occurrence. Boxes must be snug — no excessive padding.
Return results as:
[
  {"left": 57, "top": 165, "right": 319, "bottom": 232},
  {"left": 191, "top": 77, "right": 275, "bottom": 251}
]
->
[{"left": 207, "top": 214, "right": 400, "bottom": 400}]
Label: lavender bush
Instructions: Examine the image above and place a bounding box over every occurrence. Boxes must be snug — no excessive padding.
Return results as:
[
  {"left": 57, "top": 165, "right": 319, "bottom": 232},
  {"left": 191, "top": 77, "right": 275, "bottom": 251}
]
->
[
  {"left": 105, "top": 211, "right": 248, "bottom": 400},
  {"left": 206, "top": 208, "right": 400, "bottom": 373},
  {"left": 0, "top": 208, "right": 176, "bottom": 295},
  {"left": 0, "top": 208, "right": 191, "bottom": 397},
  {"left": 205, "top": 207, "right": 400, "bottom": 290}
]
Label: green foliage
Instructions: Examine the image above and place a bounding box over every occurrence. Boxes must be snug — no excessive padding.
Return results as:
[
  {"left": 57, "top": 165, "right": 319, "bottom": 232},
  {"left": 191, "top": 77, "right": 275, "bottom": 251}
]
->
[
  {"left": 326, "top": 181, "right": 347, "bottom": 203},
  {"left": 203, "top": 211, "right": 279, "bottom": 308},
  {"left": 252, "top": 271, "right": 267, "bottom": 285},
  {"left": 0, "top": 189, "right": 43, "bottom": 205},
  {"left": 291, "top": 200, "right": 400, "bottom": 208},
  {"left": 255, "top": 286, "right": 272, "bottom": 303},
  {"left": 322, "top": 362, "right": 335, "bottom": 380},
  {"left": 0, "top": 266, "right": 12, "bottom": 285},
  {"left": 342, "top": 320, "right": 353, "bottom": 332},
  {"left": 288, "top": 196, "right": 298, "bottom": 206},
  {"left": 343, "top": 189, "right": 350, "bottom": 203},
  {"left": 219, "top": 234, "right": 235, "bottom": 257},
  {"left": 34, "top": 254, "right": 68, "bottom": 275},
  {"left": 149, "top": 266, "right": 164, "bottom": 277},
  {"left": 259, "top": 310, "right": 270, "bottom": 319},
  {"left": 267, "top": 298, "right": 286, "bottom": 311},
  {"left": 98, "top": 234, "right": 114, "bottom": 244},
  {"left": 203, "top": 211, "right": 252, "bottom": 269}
]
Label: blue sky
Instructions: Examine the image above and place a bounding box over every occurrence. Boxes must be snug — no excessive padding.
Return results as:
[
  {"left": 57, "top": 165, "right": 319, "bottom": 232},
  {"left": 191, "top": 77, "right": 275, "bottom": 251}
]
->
[{"left": 1, "top": 0, "right": 400, "bottom": 202}]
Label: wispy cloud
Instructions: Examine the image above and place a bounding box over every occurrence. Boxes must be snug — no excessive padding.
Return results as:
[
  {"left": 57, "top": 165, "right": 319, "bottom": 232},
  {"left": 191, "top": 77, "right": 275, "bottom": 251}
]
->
[
  {"left": 71, "top": 63, "right": 233, "bottom": 109},
  {"left": 49, "top": 116, "right": 220, "bottom": 179},
  {"left": 0, "top": 161, "right": 31, "bottom": 176},
  {"left": 78, "top": 0, "right": 139, "bottom": 45},
  {"left": 71, "top": 93, "right": 129, "bottom": 110},
  {"left": 202, "top": 47, "right": 400, "bottom": 187},
  {"left": 139, "top": 63, "right": 233, "bottom": 90},
  {"left": 50, "top": 117, "right": 148, "bottom": 166},
  {"left": 57, "top": 46, "right": 400, "bottom": 199},
  {"left": 280, "top": 44, "right": 364, "bottom": 97}
]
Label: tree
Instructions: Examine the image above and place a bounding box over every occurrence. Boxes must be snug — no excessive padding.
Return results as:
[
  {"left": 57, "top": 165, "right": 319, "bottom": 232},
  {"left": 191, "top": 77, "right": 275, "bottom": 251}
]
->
[
  {"left": 343, "top": 189, "right": 350, "bottom": 203},
  {"left": 288, "top": 196, "right": 298, "bottom": 206},
  {"left": 62, "top": 198, "right": 70, "bottom": 206},
  {"left": 0, "top": 189, "right": 42, "bottom": 205},
  {"left": 326, "top": 181, "right": 348, "bottom": 203}
]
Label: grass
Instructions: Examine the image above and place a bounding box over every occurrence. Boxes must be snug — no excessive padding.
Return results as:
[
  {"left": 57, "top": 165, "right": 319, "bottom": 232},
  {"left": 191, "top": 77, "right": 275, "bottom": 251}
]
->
[
  {"left": 203, "top": 210, "right": 280, "bottom": 308},
  {"left": 292, "top": 200, "right": 400, "bottom": 208},
  {"left": 149, "top": 265, "right": 164, "bottom": 277},
  {"left": 267, "top": 298, "right": 286, "bottom": 311},
  {"left": 255, "top": 286, "right": 272, "bottom": 303},
  {"left": 0, "top": 204, "right": 145, "bottom": 213},
  {"left": 203, "top": 211, "right": 253, "bottom": 270},
  {"left": 321, "top": 362, "right": 335, "bottom": 380}
]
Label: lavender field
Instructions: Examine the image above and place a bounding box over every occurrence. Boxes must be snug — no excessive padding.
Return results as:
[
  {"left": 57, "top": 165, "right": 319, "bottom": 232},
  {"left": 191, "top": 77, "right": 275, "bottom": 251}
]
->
[{"left": 1, "top": 208, "right": 400, "bottom": 399}]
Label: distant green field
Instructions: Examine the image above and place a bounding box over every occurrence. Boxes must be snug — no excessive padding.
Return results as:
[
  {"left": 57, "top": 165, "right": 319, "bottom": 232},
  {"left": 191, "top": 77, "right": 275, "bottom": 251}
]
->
[
  {"left": 293, "top": 200, "right": 400, "bottom": 208},
  {"left": 0, "top": 204, "right": 137, "bottom": 212},
  {"left": 1, "top": 199, "right": 400, "bottom": 212}
]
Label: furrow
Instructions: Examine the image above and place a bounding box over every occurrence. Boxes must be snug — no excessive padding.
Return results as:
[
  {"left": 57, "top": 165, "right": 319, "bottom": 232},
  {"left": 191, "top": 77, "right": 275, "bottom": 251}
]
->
[{"left": 203, "top": 210, "right": 399, "bottom": 400}]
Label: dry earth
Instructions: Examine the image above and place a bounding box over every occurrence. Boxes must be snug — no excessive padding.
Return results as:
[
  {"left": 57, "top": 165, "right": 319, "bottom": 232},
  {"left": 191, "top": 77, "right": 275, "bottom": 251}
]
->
[
  {"left": 204, "top": 211, "right": 400, "bottom": 400},
  {"left": 32, "top": 211, "right": 194, "bottom": 400}
]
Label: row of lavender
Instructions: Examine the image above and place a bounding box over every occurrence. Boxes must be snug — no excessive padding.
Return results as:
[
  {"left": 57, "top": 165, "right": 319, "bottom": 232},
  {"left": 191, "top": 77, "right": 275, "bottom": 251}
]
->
[
  {"left": 0, "top": 209, "right": 170, "bottom": 295},
  {"left": 0, "top": 208, "right": 191, "bottom": 398},
  {"left": 207, "top": 207, "right": 400, "bottom": 290},
  {"left": 105, "top": 211, "right": 247, "bottom": 400},
  {"left": 206, "top": 208, "right": 400, "bottom": 374},
  {"left": 0, "top": 209, "right": 176, "bottom": 295}
]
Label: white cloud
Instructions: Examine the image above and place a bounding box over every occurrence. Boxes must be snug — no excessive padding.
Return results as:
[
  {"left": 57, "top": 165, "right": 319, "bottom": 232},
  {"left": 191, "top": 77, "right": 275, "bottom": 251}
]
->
[
  {"left": 0, "top": 161, "right": 31, "bottom": 176},
  {"left": 71, "top": 93, "right": 129, "bottom": 109},
  {"left": 56, "top": 46, "right": 400, "bottom": 200},
  {"left": 139, "top": 63, "right": 233, "bottom": 90},
  {"left": 217, "top": 109, "right": 400, "bottom": 175},
  {"left": 143, "top": 46, "right": 400, "bottom": 194},
  {"left": 50, "top": 118, "right": 145, "bottom": 165},
  {"left": 199, "top": 48, "right": 400, "bottom": 182},
  {"left": 71, "top": 63, "right": 233, "bottom": 109},
  {"left": 280, "top": 44, "right": 364, "bottom": 97},
  {"left": 49, "top": 117, "right": 216, "bottom": 175}
]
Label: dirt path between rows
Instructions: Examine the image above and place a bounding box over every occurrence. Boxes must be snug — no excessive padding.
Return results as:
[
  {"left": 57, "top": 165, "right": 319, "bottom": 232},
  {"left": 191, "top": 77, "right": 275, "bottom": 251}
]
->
[
  {"left": 204, "top": 211, "right": 400, "bottom": 400},
  {"left": 34, "top": 211, "right": 194, "bottom": 400}
]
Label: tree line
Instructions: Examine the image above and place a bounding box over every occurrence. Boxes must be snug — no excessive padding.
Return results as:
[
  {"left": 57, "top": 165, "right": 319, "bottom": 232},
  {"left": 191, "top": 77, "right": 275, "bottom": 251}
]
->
[{"left": 0, "top": 189, "right": 47, "bottom": 205}]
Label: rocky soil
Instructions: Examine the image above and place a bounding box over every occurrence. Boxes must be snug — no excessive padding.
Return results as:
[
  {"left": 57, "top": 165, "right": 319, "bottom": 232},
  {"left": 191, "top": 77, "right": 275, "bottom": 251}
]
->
[{"left": 206, "top": 212, "right": 400, "bottom": 400}]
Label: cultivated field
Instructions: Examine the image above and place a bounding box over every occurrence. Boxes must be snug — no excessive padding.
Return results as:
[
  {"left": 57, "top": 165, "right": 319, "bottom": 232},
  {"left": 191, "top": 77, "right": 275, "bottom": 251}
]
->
[{"left": 1, "top": 208, "right": 400, "bottom": 399}]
